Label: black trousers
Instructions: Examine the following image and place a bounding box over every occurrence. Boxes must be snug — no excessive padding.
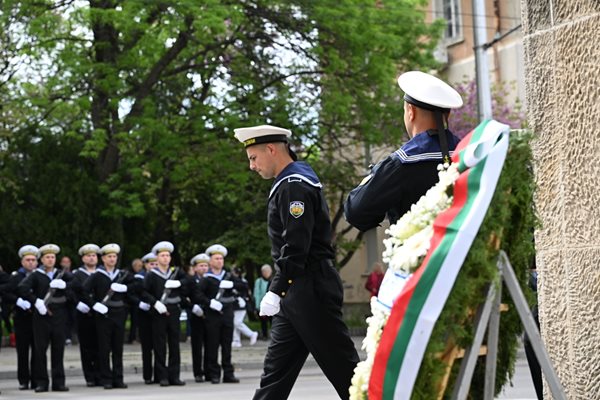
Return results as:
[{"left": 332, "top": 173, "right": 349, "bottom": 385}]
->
[
  {"left": 190, "top": 314, "right": 206, "bottom": 378},
  {"left": 14, "top": 312, "right": 36, "bottom": 387},
  {"left": 76, "top": 311, "right": 99, "bottom": 384},
  {"left": 32, "top": 307, "right": 67, "bottom": 389},
  {"left": 204, "top": 307, "right": 234, "bottom": 380},
  {"left": 151, "top": 305, "right": 181, "bottom": 382},
  {"left": 128, "top": 307, "right": 139, "bottom": 343},
  {"left": 138, "top": 310, "right": 153, "bottom": 381},
  {"left": 253, "top": 265, "right": 359, "bottom": 400},
  {"left": 96, "top": 308, "right": 127, "bottom": 385}
]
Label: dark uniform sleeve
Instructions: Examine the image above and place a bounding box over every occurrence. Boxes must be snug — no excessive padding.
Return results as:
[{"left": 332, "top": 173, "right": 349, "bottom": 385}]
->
[
  {"left": 1, "top": 273, "right": 21, "bottom": 305},
  {"left": 344, "top": 156, "right": 409, "bottom": 232},
  {"left": 81, "top": 273, "right": 96, "bottom": 306},
  {"left": 17, "top": 273, "right": 36, "bottom": 304},
  {"left": 142, "top": 273, "right": 158, "bottom": 305},
  {"left": 270, "top": 182, "right": 315, "bottom": 297}
]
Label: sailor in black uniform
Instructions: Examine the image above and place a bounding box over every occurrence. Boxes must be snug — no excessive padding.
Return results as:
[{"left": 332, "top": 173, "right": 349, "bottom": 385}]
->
[
  {"left": 134, "top": 252, "right": 158, "bottom": 384},
  {"left": 188, "top": 252, "right": 210, "bottom": 382}
]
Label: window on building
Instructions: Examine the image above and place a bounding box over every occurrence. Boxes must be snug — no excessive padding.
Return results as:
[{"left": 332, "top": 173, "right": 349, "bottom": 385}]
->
[{"left": 438, "top": 0, "right": 462, "bottom": 42}]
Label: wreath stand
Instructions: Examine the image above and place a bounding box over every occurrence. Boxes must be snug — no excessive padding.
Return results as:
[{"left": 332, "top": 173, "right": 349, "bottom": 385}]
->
[{"left": 436, "top": 250, "right": 567, "bottom": 400}]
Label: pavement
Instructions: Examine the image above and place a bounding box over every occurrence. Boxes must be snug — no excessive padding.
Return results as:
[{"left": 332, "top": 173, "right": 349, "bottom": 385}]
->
[{"left": 0, "top": 336, "right": 538, "bottom": 399}]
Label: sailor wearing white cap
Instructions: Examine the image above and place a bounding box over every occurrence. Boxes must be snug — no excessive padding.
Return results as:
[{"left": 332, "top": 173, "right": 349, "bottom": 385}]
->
[
  {"left": 18, "top": 244, "right": 72, "bottom": 392},
  {"left": 344, "top": 71, "right": 463, "bottom": 232},
  {"left": 234, "top": 125, "right": 298, "bottom": 163},
  {"left": 5, "top": 245, "right": 39, "bottom": 390},
  {"left": 82, "top": 243, "right": 132, "bottom": 389},
  {"left": 188, "top": 253, "right": 210, "bottom": 382},
  {"left": 133, "top": 252, "right": 158, "bottom": 384},
  {"left": 71, "top": 244, "right": 101, "bottom": 387},
  {"left": 141, "top": 241, "right": 187, "bottom": 386},
  {"left": 235, "top": 125, "right": 359, "bottom": 399}
]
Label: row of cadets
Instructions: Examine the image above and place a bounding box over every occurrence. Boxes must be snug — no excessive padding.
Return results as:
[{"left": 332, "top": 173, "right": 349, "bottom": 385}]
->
[
  {"left": 81, "top": 243, "right": 134, "bottom": 389},
  {"left": 17, "top": 244, "right": 73, "bottom": 393},
  {"left": 189, "top": 252, "right": 210, "bottom": 382},
  {"left": 72, "top": 244, "right": 101, "bottom": 387},
  {"left": 194, "top": 244, "right": 241, "bottom": 384},
  {"left": 135, "top": 252, "right": 158, "bottom": 384},
  {"left": 141, "top": 241, "right": 188, "bottom": 386}
]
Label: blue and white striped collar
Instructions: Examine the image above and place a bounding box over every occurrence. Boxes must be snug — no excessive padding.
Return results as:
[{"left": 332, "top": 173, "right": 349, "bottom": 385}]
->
[
  {"left": 35, "top": 267, "right": 56, "bottom": 279},
  {"left": 392, "top": 129, "right": 459, "bottom": 164},
  {"left": 135, "top": 270, "right": 147, "bottom": 279},
  {"left": 77, "top": 266, "right": 96, "bottom": 276},
  {"left": 204, "top": 269, "right": 226, "bottom": 281},
  {"left": 97, "top": 266, "right": 120, "bottom": 281},
  {"left": 150, "top": 267, "right": 175, "bottom": 280},
  {"left": 269, "top": 161, "right": 322, "bottom": 199}
]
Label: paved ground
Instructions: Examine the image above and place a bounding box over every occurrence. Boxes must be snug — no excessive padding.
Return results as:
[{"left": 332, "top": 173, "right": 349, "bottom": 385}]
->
[{"left": 0, "top": 336, "right": 538, "bottom": 399}]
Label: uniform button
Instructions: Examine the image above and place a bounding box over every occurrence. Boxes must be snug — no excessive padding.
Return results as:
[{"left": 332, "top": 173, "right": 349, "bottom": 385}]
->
[
  {"left": 281, "top": 291, "right": 286, "bottom": 296},
  {"left": 288, "top": 279, "right": 292, "bottom": 284}
]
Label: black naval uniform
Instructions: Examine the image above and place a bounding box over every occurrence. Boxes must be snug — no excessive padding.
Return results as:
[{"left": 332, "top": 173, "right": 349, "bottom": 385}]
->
[
  {"left": 82, "top": 267, "right": 134, "bottom": 388},
  {"left": 71, "top": 266, "right": 100, "bottom": 386},
  {"left": 17, "top": 268, "right": 73, "bottom": 391},
  {"left": 194, "top": 269, "right": 242, "bottom": 383},
  {"left": 189, "top": 273, "right": 207, "bottom": 382},
  {"left": 344, "top": 129, "right": 460, "bottom": 231},
  {"left": 253, "top": 161, "right": 359, "bottom": 400},
  {"left": 142, "top": 266, "right": 188, "bottom": 385},
  {"left": 131, "top": 269, "right": 154, "bottom": 383},
  {"left": 2, "top": 268, "right": 37, "bottom": 389}
]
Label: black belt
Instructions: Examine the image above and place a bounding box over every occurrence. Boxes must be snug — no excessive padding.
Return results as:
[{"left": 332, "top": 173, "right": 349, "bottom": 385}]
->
[
  {"left": 164, "top": 297, "right": 181, "bottom": 305},
  {"left": 47, "top": 297, "right": 67, "bottom": 305},
  {"left": 105, "top": 300, "right": 125, "bottom": 308}
]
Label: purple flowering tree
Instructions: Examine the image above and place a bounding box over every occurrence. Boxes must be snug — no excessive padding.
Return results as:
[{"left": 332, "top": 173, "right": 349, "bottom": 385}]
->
[{"left": 449, "top": 80, "right": 527, "bottom": 138}]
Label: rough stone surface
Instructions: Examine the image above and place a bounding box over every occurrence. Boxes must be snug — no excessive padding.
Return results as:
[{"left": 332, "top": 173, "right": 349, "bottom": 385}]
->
[{"left": 522, "top": 1, "right": 600, "bottom": 398}]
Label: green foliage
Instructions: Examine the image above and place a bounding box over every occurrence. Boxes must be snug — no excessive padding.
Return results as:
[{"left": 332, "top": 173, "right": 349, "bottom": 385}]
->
[{"left": 411, "top": 130, "right": 536, "bottom": 399}]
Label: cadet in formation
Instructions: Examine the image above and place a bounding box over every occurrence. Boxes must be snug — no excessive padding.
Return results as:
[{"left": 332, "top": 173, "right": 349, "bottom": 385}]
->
[
  {"left": 189, "top": 252, "right": 210, "bottom": 382},
  {"left": 134, "top": 252, "right": 158, "bottom": 384}
]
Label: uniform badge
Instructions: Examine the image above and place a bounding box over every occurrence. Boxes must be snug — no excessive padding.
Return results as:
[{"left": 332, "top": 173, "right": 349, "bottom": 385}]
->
[{"left": 289, "top": 201, "right": 304, "bottom": 218}]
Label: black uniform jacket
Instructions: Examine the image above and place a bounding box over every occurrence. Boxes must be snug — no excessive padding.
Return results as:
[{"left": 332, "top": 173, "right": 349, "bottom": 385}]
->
[
  {"left": 70, "top": 266, "right": 95, "bottom": 305},
  {"left": 17, "top": 268, "right": 74, "bottom": 313},
  {"left": 192, "top": 269, "right": 243, "bottom": 313},
  {"left": 267, "top": 161, "right": 335, "bottom": 297},
  {"left": 81, "top": 266, "right": 135, "bottom": 308},
  {"left": 344, "top": 129, "right": 460, "bottom": 232},
  {"left": 1, "top": 268, "right": 31, "bottom": 317},
  {"left": 142, "top": 267, "right": 190, "bottom": 308}
]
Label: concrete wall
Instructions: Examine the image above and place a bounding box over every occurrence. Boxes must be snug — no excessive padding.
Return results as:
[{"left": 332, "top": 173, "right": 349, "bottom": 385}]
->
[{"left": 521, "top": 1, "right": 600, "bottom": 398}]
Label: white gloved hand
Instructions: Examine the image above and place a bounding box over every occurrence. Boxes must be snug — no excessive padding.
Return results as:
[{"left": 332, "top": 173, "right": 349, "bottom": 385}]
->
[
  {"left": 110, "top": 282, "right": 127, "bottom": 293},
  {"left": 93, "top": 302, "right": 108, "bottom": 315},
  {"left": 139, "top": 302, "right": 151, "bottom": 311},
  {"left": 153, "top": 301, "right": 167, "bottom": 314},
  {"left": 237, "top": 297, "right": 246, "bottom": 308},
  {"left": 16, "top": 297, "right": 31, "bottom": 310},
  {"left": 219, "top": 280, "right": 233, "bottom": 289},
  {"left": 49, "top": 279, "right": 66, "bottom": 289},
  {"left": 259, "top": 291, "right": 281, "bottom": 317},
  {"left": 76, "top": 301, "right": 90, "bottom": 314},
  {"left": 209, "top": 299, "right": 223, "bottom": 312},
  {"left": 192, "top": 304, "right": 204, "bottom": 317},
  {"left": 164, "top": 280, "right": 181, "bottom": 289},
  {"left": 34, "top": 298, "right": 48, "bottom": 315}
]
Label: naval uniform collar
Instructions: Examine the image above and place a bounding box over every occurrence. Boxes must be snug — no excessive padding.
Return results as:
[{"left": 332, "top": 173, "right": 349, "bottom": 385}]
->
[
  {"left": 35, "top": 267, "right": 56, "bottom": 279},
  {"left": 97, "top": 266, "right": 120, "bottom": 280},
  {"left": 205, "top": 269, "right": 226, "bottom": 281},
  {"left": 150, "top": 266, "right": 175, "bottom": 280},
  {"left": 78, "top": 266, "right": 96, "bottom": 276},
  {"left": 269, "top": 161, "right": 322, "bottom": 199},
  {"left": 393, "top": 129, "right": 459, "bottom": 164}
]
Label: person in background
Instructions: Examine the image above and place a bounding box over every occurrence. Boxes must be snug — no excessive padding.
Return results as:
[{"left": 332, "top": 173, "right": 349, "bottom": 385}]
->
[
  {"left": 127, "top": 258, "right": 143, "bottom": 344},
  {"left": 253, "top": 264, "right": 272, "bottom": 340},
  {"left": 365, "top": 262, "right": 385, "bottom": 298},
  {"left": 60, "top": 256, "right": 75, "bottom": 346},
  {"left": 231, "top": 267, "right": 258, "bottom": 348}
]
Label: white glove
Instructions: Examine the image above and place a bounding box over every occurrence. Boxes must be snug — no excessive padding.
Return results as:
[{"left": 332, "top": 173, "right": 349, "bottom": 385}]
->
[
  {"left": 219, "top": 280, "right": 233, "bottom": 289},
  {"left": 16, "top": 298, "right": 31, "bottom": 310},
  {"left": 110, "top": 282, "right": 127, "bottom": 293},
  {"left": 139, "top": 302, "right": 151, "bottom": 311},
  {"left": 49, "top": 279, "right": 66, "bottom": 289},
  {"left": 259, "top": 291, "right": 281, "bottom": 317},
  {"left": 192, "top": 304, "right": 204, "bottom": 317},
  {"left": 153, "top": 301, "right": 167, "bottom": 314},
  {"left": 93, "top": 302, "right": 108, "bottom": 314},
  {"left": 76, "top": 301, "right": 90, "bottom": 314},
  {"left": 164, "top": 280, "right": 181, "bottom": 289},
  {"left": 209, "top": 299, "right": 223, "bottom": 312},
  {"left": 34, "top": 298, "right": 48, "bottom": 315},
  {"left": 237, "top": 297, "right": 246, "bottom": 308}
]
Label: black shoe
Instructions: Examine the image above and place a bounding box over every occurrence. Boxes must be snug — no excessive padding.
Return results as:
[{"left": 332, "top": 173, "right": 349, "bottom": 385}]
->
[
  {"left": 86, "top": 381, "right": 95, "bottom": 387},
  {"left": 19, "top": 383, "right": 29, "bottom": 390},
  {"left": 170, "top": 379, "right": 185, "bottom": 386},
  {"left": 113, "top": 382, "right": 128, "bottom": 389},
  {"left": 194, "top": 375, "right": 204, "bottom": 383},
  {"left": 210, "top": 377, "right": 220, "bottom": 384},
  {"left": 34, "top": 386, "right": 48, "bottom": 393},
  {"left": 144, "top": 379, "right": 153, "bottom": 385},
  {"left": 159, "top": 379, "right": 170, "bottom": 387},
  {"left": 223, "top": 376, "right": 240, "bottom": 383},
  {"left": 103, "top": 384, "right": 113, "bottom": 390},
  {"left": 52, "top": 386, "right": 69, "bottom": 392}
]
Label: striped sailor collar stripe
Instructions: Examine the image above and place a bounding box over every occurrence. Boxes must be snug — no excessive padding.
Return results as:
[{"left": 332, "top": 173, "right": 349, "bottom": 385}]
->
[
  {"left": 77, "top": 266, "right": 94, "bottom": 276},
  {"left": 392, "top": 129, "right": 459, "bottom": 164},
  {"left": 134, "top": 272, "right": 145, "bottom": 279},
  {"left": 393, "top": 148, "right": 456, "bottom": 163},
  {"left": 97, "top": 267, "right": 120, "bottom": 280},
  {"left": 150, "top": 267, "right": 173, "bottom": 280},
  {"left": 204, "top": 269, "right": 226, "bottom": 281},
  {"left": 35, "top": 267, "right": 56, "bottom": 279}
]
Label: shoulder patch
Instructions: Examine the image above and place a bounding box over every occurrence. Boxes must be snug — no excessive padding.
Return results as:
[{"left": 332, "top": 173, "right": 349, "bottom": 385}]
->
[{"left": 289, "top": 201, "right": 305, "bottom": 218}]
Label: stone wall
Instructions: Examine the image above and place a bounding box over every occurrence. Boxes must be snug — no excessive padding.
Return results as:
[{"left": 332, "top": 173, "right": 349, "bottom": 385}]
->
[{"left": 521, "top": 1, "right": 600, "bottom": 398}]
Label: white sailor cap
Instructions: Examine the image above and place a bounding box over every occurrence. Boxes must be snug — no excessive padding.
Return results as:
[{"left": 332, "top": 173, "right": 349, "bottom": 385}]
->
[
  {"left": 78, "top": 244, "right": 100, "bottom": 256},
  {"left": 397, "top": 71, "right": 463, "bottom": 112},
  {"left": 234, "top": 125, "right": 292, "bottom": 148},
  {"left": 190, "top": 253, "right": 210, "bottom": 266},
  {"left": 152, "top": 241, "right": 174, "bottom": 255},
  {"left": 141, "top": 252, "right": 158, "bottom": 263},
  {"left": 18, "top": 245, "right": 39, "bottom": 259},
  {"left": 206, "top": 244, "right": 228, "bottom": 257},
  {"left": 38, "top": 244, "right": 60, "bottom": 257},
  {"left": 100, "top": 243, "right": 121, "bottom": 255}
]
